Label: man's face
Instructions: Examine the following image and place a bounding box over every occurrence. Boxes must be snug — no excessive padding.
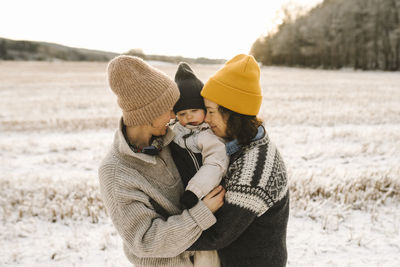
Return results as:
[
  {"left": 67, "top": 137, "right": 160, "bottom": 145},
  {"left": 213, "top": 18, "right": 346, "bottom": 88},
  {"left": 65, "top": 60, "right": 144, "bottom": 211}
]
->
[{"left": 150, "top": 110, "right": 175, "bottom": 136}]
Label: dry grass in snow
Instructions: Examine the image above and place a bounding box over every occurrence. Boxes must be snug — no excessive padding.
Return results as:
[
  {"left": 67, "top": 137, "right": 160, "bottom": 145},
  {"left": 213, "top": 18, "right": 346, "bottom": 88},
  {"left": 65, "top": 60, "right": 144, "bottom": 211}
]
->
[{"left": 0, "top": 61, "right": 399, "bottom": 266}]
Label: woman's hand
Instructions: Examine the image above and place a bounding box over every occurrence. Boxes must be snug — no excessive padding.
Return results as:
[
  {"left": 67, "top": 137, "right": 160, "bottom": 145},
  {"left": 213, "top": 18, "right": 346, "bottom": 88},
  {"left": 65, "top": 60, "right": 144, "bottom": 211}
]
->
[{"left": 202, "top": 185, "right": 225, "bottom": 213}]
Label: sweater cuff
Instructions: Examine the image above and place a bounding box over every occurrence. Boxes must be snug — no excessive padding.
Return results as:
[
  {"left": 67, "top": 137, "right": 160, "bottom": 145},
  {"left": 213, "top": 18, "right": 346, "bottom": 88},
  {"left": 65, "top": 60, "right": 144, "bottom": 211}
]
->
[{"left": 188, "top": 200, "right": 216, "bottom": 230}]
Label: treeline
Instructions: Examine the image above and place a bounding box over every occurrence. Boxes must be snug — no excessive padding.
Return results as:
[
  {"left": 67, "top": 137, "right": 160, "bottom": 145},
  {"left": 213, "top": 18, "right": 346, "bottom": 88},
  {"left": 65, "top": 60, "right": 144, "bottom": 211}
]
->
[
  {"left": 0, "top": 37, "right": 225, "bottom": 64},
  {"left": 124, "top": 49, "right": 226, "bottom": 64},
  {"left": 0, "top": 37, "right": 118, "bottom": 61},
  {"left": 251, "top": 0, "right": 400, "bottom": 70}
]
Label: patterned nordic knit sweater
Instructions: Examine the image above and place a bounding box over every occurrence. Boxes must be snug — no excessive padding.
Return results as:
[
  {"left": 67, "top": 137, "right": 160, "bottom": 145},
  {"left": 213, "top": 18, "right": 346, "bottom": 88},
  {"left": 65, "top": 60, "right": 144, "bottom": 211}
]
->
[
  {"left": 189, "top": 128, "right": 290, "bottom": 267},
  {"left": 98, "top": 118, "right": 217, "bottom": 267}
]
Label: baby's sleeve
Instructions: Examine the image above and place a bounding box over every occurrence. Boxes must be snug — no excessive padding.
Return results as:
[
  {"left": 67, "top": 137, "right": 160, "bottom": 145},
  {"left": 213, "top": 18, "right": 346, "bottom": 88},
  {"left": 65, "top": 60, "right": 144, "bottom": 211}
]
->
[{"left": 185, "top": 130, "right": 229, "bottom": 198}]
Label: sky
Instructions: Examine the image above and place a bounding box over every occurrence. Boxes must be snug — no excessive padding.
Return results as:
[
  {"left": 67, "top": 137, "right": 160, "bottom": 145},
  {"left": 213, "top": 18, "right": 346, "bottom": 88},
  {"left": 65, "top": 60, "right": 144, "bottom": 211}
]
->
[{"left": 1, "top": 0, "right": 323, "bottom": 59}]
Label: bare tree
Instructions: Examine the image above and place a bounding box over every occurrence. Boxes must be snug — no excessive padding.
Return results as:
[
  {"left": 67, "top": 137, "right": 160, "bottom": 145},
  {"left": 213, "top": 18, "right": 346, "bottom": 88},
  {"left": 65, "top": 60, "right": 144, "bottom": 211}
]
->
[{"left": 251, "top": 0, "right": 400, "bottom": 70}]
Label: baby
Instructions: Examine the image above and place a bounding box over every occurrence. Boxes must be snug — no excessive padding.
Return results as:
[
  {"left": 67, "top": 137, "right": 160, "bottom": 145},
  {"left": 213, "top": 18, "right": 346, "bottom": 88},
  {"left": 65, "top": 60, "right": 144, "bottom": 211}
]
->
[
  {"left": 170, "top": 62, "right": 229, "bottom": 210},
  {"left": 170, "top": 62, "right": 227, "bottom": 267}
]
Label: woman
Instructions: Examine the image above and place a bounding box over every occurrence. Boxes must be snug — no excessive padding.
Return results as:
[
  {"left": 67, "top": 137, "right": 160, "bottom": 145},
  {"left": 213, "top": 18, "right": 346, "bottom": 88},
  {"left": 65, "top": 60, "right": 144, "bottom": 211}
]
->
[
  {"left": 98, "top": 55, "right": 225, "bottom": 266},
  {"left": 188, "top": 54, "right": 289, "bottom": 267}
]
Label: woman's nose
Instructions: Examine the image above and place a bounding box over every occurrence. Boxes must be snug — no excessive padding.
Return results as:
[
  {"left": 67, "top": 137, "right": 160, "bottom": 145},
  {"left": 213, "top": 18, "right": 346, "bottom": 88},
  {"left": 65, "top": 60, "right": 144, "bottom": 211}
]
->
[{"left": 205, "top": 112, "right": 210, "bottom": 124}]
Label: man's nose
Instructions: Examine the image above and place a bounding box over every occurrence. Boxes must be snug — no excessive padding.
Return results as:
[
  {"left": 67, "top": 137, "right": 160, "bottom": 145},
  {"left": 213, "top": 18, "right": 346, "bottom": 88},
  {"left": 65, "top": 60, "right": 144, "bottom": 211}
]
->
[{"left": 170, "top": 111, "right": 175, "bottom": 119}]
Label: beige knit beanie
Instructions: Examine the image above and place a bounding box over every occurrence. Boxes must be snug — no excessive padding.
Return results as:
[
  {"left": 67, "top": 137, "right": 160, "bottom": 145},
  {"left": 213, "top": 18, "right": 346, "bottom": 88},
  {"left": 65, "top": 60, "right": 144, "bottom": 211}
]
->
[{"left": 107, "top": 55, "right": 180, "bottom": 126}]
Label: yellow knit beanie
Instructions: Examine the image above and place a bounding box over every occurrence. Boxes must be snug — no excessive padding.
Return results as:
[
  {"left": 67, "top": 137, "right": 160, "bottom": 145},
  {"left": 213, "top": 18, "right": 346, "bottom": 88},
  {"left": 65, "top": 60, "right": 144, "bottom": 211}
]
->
[{"left": 201, "top": 54, "right": 262, "bottom": 116}]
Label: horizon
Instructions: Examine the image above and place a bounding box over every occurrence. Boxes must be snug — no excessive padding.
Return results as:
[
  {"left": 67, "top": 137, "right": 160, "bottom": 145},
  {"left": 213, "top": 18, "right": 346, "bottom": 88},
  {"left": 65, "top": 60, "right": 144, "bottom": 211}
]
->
[
  {"left": 1, "top": 0, "right": 322, "bottom": 59},
  {"left": 0, "top": 36, "right": 227, "bottom": 60}
]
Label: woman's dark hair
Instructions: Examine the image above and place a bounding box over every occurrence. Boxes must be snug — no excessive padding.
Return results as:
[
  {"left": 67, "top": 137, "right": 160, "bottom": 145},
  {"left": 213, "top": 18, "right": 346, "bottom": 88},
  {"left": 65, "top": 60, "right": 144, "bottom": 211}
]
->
[{"left": 218, "top": 106, "right": 263, "bottom": 146}]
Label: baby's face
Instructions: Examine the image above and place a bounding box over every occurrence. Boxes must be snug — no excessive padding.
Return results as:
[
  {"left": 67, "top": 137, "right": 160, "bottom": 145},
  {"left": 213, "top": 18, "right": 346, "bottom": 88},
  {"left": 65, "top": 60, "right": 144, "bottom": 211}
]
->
[{"left": 176, "top": 109, "right": 206, "bottom": 127}]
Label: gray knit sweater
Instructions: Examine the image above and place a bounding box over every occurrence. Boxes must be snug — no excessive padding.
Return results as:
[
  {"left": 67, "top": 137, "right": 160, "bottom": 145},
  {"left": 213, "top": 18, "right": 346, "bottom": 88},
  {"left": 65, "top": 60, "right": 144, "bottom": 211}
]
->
[{"left": 98, "top": 119, "right": 217, "bottom": 267}]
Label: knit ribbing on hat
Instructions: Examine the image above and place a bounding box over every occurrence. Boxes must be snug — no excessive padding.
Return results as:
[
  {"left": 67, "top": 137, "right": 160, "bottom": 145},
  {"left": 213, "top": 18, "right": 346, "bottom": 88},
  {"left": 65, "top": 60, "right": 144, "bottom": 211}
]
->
[
  {"left": 201, "top": 54, "right": 262, "bottom": 116},
  {"left": 107, "top": 56, "right": 180, "bottom": 126}
]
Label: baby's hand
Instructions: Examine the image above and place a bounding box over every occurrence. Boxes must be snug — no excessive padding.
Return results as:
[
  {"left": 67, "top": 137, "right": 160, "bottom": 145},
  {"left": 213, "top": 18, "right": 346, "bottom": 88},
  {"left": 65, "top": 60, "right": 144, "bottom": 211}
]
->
[{"left": 180, "top": 190, "right": 198, "bottom": 209}]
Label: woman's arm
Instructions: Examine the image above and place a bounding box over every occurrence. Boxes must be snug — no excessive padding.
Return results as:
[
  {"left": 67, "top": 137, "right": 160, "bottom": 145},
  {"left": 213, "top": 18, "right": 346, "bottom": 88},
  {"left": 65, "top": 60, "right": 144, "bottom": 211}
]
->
[
  {"left": 187, "top": 197, "right": 258, "bottom": 250},
  {"left": 188, "top": 143, "right": 289, "bottom": 250}
]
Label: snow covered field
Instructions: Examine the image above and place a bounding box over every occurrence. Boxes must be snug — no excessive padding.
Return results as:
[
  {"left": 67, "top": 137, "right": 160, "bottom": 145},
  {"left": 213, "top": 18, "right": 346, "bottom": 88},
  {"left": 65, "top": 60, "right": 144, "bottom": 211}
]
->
[{"left": 1, "top": 61, "right": 399, "bottom": 266}]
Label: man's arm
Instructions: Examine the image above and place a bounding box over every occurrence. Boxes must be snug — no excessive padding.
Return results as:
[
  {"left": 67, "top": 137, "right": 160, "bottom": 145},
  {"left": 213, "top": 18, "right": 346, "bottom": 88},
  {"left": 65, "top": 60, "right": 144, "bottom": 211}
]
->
[
  {"left": 99, "top": 165, "right": 217, "bottom": 258},
  {"left": 114, "top": 194, "right": 216, "bottom": 257}
]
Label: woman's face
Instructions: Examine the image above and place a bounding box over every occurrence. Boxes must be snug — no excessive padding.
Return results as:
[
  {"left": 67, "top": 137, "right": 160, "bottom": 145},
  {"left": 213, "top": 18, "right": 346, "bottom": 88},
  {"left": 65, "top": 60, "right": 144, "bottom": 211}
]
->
[
  {"left": 150, "top": 109, "right": 175, "bottom": 136},
  {"left": 204, "top": 98, "right": 228, "bottom": 138}
]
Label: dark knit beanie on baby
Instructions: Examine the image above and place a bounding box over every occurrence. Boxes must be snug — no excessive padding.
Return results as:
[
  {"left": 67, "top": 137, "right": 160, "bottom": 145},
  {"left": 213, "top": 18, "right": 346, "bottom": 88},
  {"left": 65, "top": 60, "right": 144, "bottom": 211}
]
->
[{"left": 173, "top": 62, "right": 205, "bottom": 113}]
